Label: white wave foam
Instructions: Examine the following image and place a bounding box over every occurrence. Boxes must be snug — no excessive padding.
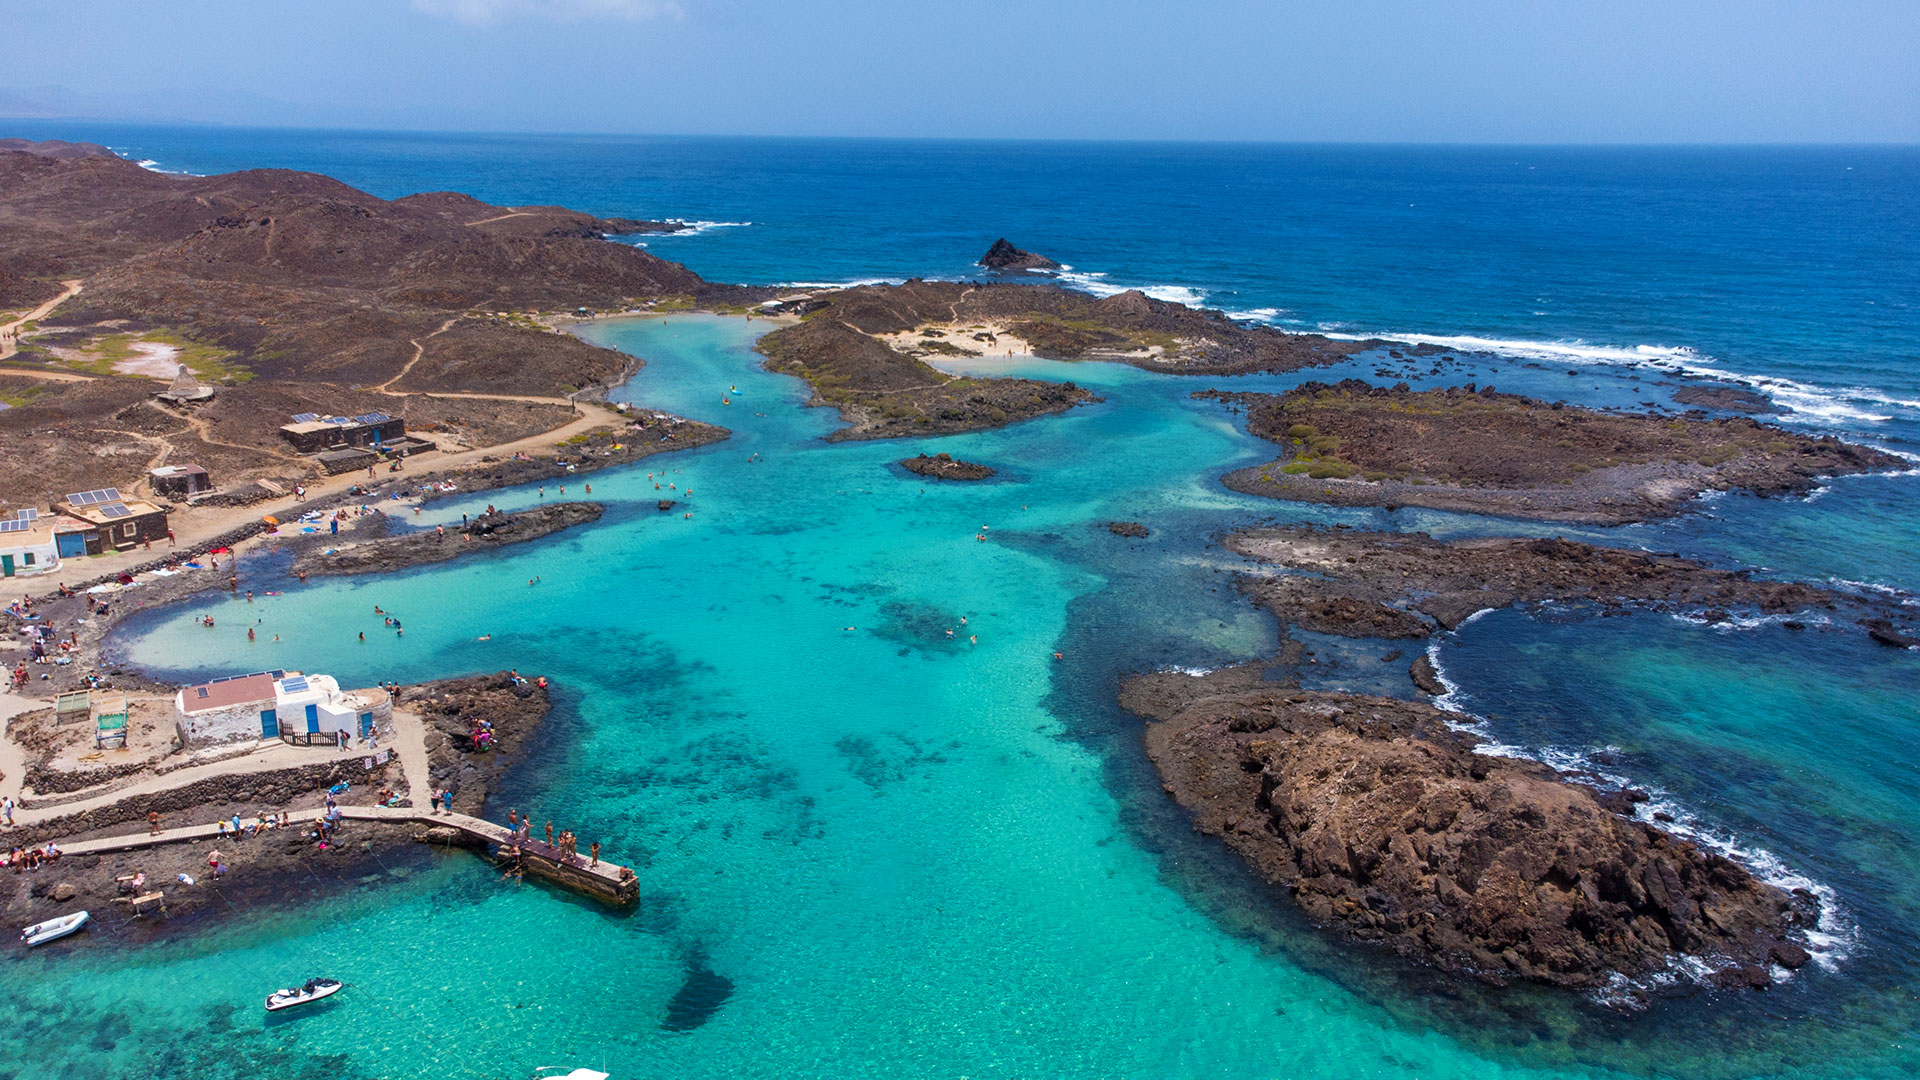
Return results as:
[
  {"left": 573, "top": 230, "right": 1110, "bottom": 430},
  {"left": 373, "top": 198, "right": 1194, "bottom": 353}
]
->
[
  {"left": 1670, "top": 609, "right": 1833, "bottom": 633},
  {"left": 775, "top": 278, "right": 906, "bottom": 290},
  {"left": 1265, "top": 325, "right": 1918, "bottom": 429},
  {"left": 1160, "top": 665, "right": 1216, "bottom": 677},
  {"left": 664, "top": 219, "right": 752, "bottom": 235},
  {"left": 1054, "top": 270, "right": 1209, "bottom": 307},
  {"left": 1225, "top": 307, "right": 1287, "bottom": 322},
  {"left": 130, "top": 157, "right": 199, "bottom": 176}
]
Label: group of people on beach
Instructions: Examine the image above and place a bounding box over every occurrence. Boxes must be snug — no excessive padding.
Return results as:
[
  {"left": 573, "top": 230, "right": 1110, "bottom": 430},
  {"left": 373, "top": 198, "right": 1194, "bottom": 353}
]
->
[
  {"left": 6, "top": 843, "right": 63, "bottom": 871},
  {"left": 215, "top": 810, "right": 291, "bottom": 840}
]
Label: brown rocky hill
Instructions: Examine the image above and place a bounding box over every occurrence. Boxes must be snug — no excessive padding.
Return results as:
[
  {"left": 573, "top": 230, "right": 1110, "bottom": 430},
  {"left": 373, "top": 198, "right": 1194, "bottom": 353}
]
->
[{"left": 0, "top": 148, "right": 753, "bottom": 393}]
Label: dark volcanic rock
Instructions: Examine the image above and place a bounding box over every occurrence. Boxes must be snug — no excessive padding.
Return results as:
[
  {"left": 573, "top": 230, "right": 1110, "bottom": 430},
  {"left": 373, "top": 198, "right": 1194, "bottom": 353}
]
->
[
  {"left": 1409, "top": 654, "right": 1447, "bottom": 696},
  {"left": 1107, "top": 521, "right": 1150, "bottom": 538},
  {"left": 1225, "top": 526, "right": 1901, "bottom": 643},
  {"left": 295, "top": 502, "right": 603, "bottom": 576},
  {"left": 1122, "top": 667, "right": 1818, "bottom": 989},
  {"left": 978, "top": 238, "right": 1061, "bottom": 272},
  {"left": 1861, "top": 618, "right": 1920, "bottom": 649},
  {"left": 899, "top": 452, "right": 995, "bottom": 480},
  {"left": 1673, "top": 385, "right": 1784, "bottom": 414},
  {"left": 1209, "top": 379, "right": 1902, "bottom": 524}
]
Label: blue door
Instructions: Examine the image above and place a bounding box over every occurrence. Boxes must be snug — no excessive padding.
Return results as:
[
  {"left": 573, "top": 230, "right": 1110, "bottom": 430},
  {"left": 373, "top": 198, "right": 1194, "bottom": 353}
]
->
[
  {"left": 359, "top": 712, "right": 373, "bottom": 737},
  {"left": 56, "top": 532, "right": 86, "bottom": 557},
  {"left": 1, "top": 555, "right": 12, "bottom": 577},
  {"left": 305, "top": 704, "right": 319, "bottom": 733},
  {"left": 260, "top": 709, "right": 277, "bottom": 738}
]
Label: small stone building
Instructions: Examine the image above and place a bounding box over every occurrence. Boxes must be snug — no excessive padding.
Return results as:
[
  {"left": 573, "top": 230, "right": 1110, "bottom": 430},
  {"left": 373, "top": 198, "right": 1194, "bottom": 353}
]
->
[
  {"left": 174, "top": 670, "right": 392, "bottom": 747},
  {"left": 150, "top": 463, "right": 212, "bottom": 497},
  {"left": 279, "top": 412, "right": 406, "bottom": 454},
  {"left": 54, "top": 488, "right": 169, "bottom": 551}
]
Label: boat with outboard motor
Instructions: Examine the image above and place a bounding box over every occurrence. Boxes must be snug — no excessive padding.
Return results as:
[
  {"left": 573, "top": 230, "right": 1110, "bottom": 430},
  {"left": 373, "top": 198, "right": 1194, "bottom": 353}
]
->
[
  {"left": 20, "top": 911, "right": 89, "bottom": 947},
  {"left": 265, "top": 978, "right": 343, "bottom": 1012}
]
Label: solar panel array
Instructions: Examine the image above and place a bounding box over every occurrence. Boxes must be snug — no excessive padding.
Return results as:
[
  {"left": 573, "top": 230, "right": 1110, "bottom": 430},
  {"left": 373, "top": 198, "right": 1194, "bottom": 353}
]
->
[
  {"left": 354, "top": 412, "right": 391, "bottom": 425},
  {"left": 290, "top": 412, "right": 320, "bottom": 423},
  {"left": 99, "top": 504, "right": 133, "bottom": 519},
  {"left": 279, "top": 676, "right": 310, "bottom": 694},
  {"left": 0, "top": 519, "right": 30, "bottom": 534},
  {"left": 12, "top": 508, "right": 37, "bottom": 521},
  {"left": 65, "top": 488, "right": 123, "bottom": 506}
]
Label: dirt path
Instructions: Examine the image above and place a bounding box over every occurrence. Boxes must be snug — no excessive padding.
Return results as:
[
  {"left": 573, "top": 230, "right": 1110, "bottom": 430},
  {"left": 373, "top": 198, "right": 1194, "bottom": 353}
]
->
[
  {"left": 0, "top": 278, "right": 82, "bottom": 360},
  {"left": 462, "top": 211, "right": 533, "bottom": 226},
  {"left": 41, "top": 396, "right": 625, "bottom": 586},
  {"left": 386, "top": 707, "right": 432, "bottom": 806},
  {"left": 376, "top": 315, "right": 461, "bottom": 393},
  {"left": 0, "top": 365, "right": 96, "bottom": 383},
  {"left": 0, "top": 691, "right": 36, "bottom": 803}
]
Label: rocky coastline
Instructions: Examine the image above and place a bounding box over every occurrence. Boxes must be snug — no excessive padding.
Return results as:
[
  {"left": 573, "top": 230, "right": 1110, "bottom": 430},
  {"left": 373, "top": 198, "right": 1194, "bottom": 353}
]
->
[
  {"left": 293, "top": 501, "right": 604, "bottom": 577},
  {"left": 1222, "top": 525, "right": 1903, "bottom": 643},
  {"left": 1209, "top": 380, "right": 1901, "bottom": 524},
  {"left": 1122, "top": 664, "right": 1819, "bottom": 991}
]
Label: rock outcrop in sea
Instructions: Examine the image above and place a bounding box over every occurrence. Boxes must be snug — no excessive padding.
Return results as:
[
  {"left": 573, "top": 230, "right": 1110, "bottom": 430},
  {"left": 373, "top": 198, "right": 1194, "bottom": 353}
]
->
[
  {"left": 899, "top": 452, "right": 994, "bottom": 480},
  {"left": 1123, "top": 665, "right": 1819, "bottom": 990},
  {"left": 978, "top": 238, "right": 1061, "bottom": 272}
]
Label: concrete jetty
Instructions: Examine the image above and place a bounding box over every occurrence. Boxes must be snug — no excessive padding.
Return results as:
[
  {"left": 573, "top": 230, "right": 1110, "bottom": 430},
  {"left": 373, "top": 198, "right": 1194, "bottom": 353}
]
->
[
  {"left": 339, "top": 806, "right": 638, "bottom": 906},
  {"left": 49, "top": 807, "right": 637, "bottom": 907}
]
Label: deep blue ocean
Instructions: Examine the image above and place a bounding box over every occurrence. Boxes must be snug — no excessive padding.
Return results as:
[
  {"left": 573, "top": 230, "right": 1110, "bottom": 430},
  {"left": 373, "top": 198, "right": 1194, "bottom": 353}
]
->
[{"left": 5, "top": 124, "right": 1920, "bottom": 1079}]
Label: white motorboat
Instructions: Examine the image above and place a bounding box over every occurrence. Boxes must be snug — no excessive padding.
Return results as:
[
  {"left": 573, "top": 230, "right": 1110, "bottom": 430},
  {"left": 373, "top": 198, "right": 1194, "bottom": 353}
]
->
[
  {"left": 264, "top": 978, "right": 343, "bottom": 1012},
  {"left": 20, "top": 910, "right": 89, "bottom": 947},
  {"left": 532, "top": 1068, "right": 610, "bottom": 1080}
]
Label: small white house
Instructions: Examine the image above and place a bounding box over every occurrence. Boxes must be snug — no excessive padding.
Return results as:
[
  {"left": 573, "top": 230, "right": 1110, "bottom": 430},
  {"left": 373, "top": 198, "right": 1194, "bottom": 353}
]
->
[
  {"left": 174, "top": 670, "right": 391, "bottom": 747},
  {"left": 0, "top": 512, "right": 58, "bottom": 578}
]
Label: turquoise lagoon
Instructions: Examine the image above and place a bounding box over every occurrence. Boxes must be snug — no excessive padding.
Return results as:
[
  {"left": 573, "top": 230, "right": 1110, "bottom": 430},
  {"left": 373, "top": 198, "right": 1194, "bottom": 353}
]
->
[{"left": 8, "top": 314, "right": 1916, "bottom": 1079}]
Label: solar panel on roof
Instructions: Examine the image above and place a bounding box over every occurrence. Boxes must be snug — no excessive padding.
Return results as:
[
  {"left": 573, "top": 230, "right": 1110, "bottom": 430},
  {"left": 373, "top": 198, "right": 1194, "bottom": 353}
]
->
[
  {"left": 98, "top": 503, "right": 133, "bottom": 519},
  {"left": 64, "top": 488, "right": 123, "bottom": 506},
  {"left": 279, "top": 676, "right": 310, "bottom": 694},
  {"left": 13, "top": 508, "right": 37, "bottom": 521},
  {"left": 0, "top": 519, "right": 28, "bottom": 533},
  {"left": 290, "top": 412, "right": 319, "bottom": 423},
  {"left": 354, "top": 412, "right": 390, "bottom": 425},
  {"left": 324, "top": 416, "right": 351, "bottom": 424}
]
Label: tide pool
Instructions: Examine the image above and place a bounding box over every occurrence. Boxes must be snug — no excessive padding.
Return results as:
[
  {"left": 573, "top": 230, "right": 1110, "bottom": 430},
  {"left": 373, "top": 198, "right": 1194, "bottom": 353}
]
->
[{"left": 17, "top": 315, "right": 1913, "bottom": 1079}]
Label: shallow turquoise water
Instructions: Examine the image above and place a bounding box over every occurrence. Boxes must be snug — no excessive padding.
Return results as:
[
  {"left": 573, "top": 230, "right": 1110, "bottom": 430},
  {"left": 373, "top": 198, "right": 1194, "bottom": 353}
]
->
[{"left": 13, "top": 315, "right": 1913, "bottom": 1079}]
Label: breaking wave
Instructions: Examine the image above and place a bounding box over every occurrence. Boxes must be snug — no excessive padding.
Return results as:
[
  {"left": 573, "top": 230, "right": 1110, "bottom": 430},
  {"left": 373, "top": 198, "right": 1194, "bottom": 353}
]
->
[
  {"left": 664, "top": 220, "right": 752, "bottom": 235},
  {"left": 1053, "top": 269, "right": 1209, "bottom": 307},
  {"left": 1424, "top": 634, "right": 1855, "bottom": 979},
  {"left": 1298, "top": 326, "right": 1918, "bottom": 428}
]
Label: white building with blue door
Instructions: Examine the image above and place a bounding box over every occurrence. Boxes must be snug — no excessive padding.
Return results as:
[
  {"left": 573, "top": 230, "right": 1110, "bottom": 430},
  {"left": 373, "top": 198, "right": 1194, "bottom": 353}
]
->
[
  {"left": 173, "top": 669, "right": 392, "bottom": 748},
  {"left": 0, "top": 511, "right": 60, "bottom": 578}
]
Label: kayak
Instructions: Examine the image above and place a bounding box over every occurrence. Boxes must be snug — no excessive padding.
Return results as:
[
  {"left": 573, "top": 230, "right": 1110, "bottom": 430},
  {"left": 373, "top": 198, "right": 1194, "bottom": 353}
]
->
[
  {"left": 532, "top": 1069, "right": 610, "bottom": 1080},
  {"left": 264, "top": 979, "right": 343, "bottom": 1012},
  {"left": 20, "top": 910, "right": 89, "bottom": 947}
]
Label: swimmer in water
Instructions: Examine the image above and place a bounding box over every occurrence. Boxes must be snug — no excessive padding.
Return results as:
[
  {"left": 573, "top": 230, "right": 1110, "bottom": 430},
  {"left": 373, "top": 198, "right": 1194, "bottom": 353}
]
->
[{"left": 478, "top": 634, "right": 492, "bottom": 641}]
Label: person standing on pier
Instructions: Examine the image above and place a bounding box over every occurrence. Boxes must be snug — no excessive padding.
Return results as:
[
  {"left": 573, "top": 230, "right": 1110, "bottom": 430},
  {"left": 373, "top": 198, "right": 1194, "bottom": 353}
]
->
[
  {"left": 589, "top": 841, "right": 600, "bottom": 867},
  {"left": 545, "top": 821, "right": 554, "bottom": 848}
]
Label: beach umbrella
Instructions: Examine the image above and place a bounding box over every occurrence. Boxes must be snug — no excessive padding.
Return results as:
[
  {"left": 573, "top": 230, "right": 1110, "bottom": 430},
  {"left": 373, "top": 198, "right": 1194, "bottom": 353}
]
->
[{"left": 261, "top": 515, "right": 279, "bottom": 525}]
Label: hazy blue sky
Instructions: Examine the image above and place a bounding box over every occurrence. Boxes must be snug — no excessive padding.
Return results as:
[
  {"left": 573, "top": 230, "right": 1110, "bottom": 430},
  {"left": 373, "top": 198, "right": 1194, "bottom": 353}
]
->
[{"left": 5, "top": 0, "right": 1917, "bottom": 141}]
